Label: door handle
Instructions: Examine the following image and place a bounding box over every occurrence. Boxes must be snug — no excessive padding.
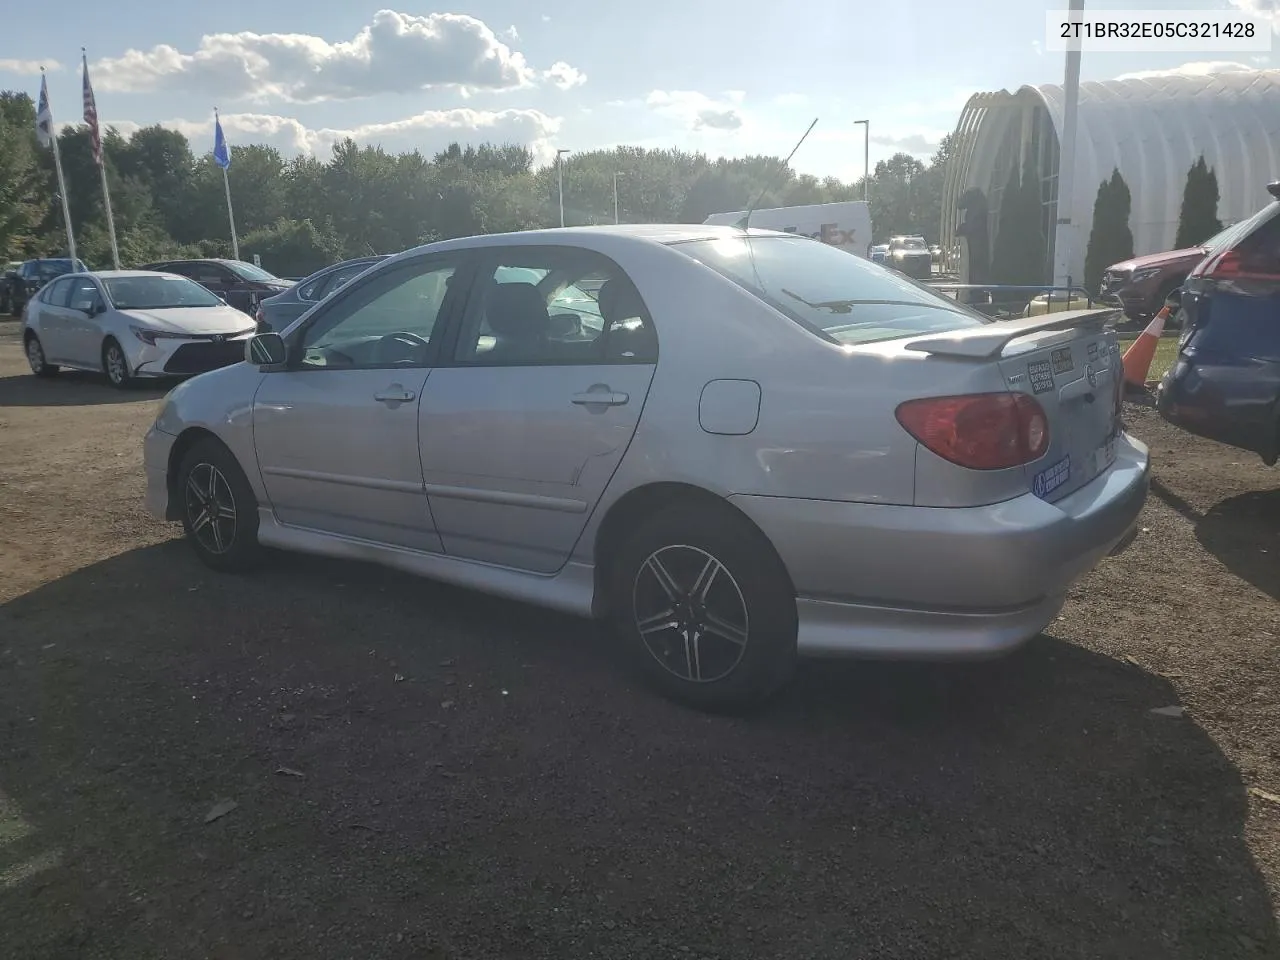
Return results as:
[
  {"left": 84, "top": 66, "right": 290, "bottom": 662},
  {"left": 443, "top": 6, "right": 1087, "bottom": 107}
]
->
[
  {"left": 374, "top": 386, "right": 416, "bottom": 404},
  {"left": 571, "top": 390, "right": 629, "bottom": 406}
]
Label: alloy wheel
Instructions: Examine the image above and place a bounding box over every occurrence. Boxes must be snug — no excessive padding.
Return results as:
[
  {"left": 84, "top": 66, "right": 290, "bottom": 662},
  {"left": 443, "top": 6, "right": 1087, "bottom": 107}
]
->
[
  {"left": 184, "top": 462, "right": 238, "bottom": 555},
  {"left": 105, "top": 343, "right": 127, "bottom": 386},
  {"left": 632, "top": 544, "right": 749, "bottom": 683}
]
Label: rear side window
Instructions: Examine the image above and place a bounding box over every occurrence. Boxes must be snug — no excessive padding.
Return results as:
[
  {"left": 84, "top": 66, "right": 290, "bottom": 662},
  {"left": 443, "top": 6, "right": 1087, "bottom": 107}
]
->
[
  {"left": 1232, "top": 203, "right": 1280, "bottom": 273},
  {"left": 675, "top": 235, "right": 990, "bottom": 346}
]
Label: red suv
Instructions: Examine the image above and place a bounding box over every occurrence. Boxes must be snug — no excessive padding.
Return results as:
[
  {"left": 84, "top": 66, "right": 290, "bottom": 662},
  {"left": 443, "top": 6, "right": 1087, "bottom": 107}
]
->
[{"left": 1100, "top": 222, "right": 1245, "bottom": 322}]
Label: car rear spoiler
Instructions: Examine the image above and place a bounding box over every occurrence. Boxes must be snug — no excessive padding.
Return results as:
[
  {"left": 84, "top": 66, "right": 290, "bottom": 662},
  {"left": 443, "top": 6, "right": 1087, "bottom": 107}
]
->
[{"left": 903, "top": 308, "right": 1119, "bottom": 360}]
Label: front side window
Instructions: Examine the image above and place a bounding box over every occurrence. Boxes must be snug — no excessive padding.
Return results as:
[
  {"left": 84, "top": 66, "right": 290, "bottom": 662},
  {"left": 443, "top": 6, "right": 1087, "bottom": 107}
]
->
[
  {"left": 454, "top": 247, "right": 656, "bottom": 365},
  {"left": 675, "top": 235, "right": 989, "bottom": 346},
  {"left": 104, "top": 276, "right": 223, "bottom": 309},
  {"left": 68, "top": 278, "right": 104, "bottom": 312},
  {"left": 297, "top": 258, "right": 458, "bottom": 369}
]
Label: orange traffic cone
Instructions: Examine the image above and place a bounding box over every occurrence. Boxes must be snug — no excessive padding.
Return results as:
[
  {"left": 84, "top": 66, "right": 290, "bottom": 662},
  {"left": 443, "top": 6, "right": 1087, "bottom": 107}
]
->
[{"left": 1121, "top": 306, "right": 1169, "bottom": 388}]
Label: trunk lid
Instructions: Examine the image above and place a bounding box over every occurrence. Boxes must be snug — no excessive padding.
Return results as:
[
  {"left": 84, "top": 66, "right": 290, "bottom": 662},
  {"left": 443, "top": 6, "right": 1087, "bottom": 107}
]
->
[{"left": 904, "top": 309, "right": 1122, "bottom": 503}]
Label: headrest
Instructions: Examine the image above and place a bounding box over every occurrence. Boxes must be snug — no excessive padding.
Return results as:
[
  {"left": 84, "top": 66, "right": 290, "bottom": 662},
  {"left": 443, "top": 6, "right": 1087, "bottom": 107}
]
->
[
  {"left": 597, "top": 277, "right": 646, "bottom": 326},
  {"left": 486, "top": 282, "right": 549, "bottom": 338}
]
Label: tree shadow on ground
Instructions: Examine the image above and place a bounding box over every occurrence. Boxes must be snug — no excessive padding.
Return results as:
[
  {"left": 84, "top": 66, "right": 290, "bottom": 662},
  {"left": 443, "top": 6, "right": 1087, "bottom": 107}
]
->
[
  {"left": 0, "top": 372, "right": 172, "bottom": 408},
  {"left": 1152, "top": 478, "right": 1280, "bottom": 602},
  {"left": 0, "top": 542, "right": 1274, "bottom": 960}
]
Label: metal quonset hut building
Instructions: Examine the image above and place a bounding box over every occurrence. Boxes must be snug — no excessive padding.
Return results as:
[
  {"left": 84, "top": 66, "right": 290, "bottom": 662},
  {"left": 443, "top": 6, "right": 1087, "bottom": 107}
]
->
[{"left": 940, "top": 68, "right": 1280, "bottom": 286}]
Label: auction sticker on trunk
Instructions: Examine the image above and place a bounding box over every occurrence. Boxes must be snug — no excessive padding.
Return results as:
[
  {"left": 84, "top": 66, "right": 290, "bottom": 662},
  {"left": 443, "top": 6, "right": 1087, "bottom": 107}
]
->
[
  {"left": 1032, "top": 455, "right": 1071, "bottom": 499},
  {"left": 1027, "top": 359, "right": 1055, "bottom": 394}
]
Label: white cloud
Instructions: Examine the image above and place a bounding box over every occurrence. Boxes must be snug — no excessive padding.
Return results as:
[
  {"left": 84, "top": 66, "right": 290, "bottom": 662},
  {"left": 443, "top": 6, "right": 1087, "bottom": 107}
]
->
[
  {"left": 99, "top": 107, "right": 564, "bottom": 165},
  {"left": 502, "top": 25, "right": 519, "bottom": 41},
  {"left": 0, "top": 58, "right": 61, "bottom": 73},
  {"left": 1113, "top": 60, "right": 1259, "bottom": 80},
  {"left": 1228, "top": 0, "right": 1279, "bottom": 32},
  {"left": 92, "top": 10, "right": 582, "bottom": 103},
  {"left": 871, "top": 132, "right": 943, "bottom": 155},
  {"left": 544, "top": 61, "right": 586, "bottom": 90},
  {"left": 646, "top": 90, "right": 745, "bottom": 132}
]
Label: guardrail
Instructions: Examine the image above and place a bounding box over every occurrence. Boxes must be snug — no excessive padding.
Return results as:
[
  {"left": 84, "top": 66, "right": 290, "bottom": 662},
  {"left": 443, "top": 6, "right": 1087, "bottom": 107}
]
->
[{"left": 923, "top": 282, "right": 1101, "bottom": 321}]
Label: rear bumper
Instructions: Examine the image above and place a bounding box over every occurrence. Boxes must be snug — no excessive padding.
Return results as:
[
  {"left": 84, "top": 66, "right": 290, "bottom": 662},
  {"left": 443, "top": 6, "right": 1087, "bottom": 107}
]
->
[{"left": 729, "top": 433, "right": 1150, "bottom": 658}]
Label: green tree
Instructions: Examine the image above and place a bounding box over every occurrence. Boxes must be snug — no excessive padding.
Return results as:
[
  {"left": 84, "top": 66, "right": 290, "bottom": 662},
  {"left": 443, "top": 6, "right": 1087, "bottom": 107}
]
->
[
  {"left": 1174, "top": 155, "right": 1223, "bottom": 249},
  {"left": 1083, "top": 168, "right": 1135, "bottom": 296},
  {"left": 241, "top": 218, "right": 345, "bottom": 277},
  {"left": 0, "top": 92, "right": 45, "bottom": 259}
]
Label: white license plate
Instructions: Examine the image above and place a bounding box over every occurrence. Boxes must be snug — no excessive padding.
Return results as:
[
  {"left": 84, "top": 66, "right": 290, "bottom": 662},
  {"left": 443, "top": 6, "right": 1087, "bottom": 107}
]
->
[{"left": 1094, "top": 436, "right": 1118, "bottom": 474}]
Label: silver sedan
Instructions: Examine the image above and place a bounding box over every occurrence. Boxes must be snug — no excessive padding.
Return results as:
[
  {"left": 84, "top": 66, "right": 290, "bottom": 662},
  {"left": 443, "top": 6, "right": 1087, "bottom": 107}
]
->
[
  {"left": 23, "top": 271, "right": 258, "bottom": 388},
  {"left": 142, "top": 225, "right": 1149, "bottom": 710}
]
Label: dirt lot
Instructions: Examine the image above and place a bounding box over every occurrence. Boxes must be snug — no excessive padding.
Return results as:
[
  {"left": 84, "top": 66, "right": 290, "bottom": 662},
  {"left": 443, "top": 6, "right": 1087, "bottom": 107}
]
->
[{"left": 1, "top": 318, "right": 1278, "bottom": 960}]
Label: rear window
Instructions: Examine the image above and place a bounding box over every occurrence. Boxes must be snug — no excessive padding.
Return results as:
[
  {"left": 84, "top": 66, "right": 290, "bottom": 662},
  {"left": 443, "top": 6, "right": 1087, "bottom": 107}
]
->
[{"left": 675, "top": 235, "right": 990, "bottom": 346}]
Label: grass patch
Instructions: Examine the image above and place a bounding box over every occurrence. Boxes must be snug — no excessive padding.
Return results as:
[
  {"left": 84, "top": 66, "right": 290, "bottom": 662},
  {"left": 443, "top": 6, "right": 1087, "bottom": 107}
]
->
[{"left": 1117, "top": 335, "right": 1179, "bottom": 382}]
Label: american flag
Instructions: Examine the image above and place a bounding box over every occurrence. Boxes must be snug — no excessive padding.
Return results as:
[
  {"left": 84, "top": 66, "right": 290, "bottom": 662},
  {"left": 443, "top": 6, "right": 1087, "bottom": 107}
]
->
[{"left": 82, "top": 54, "right": 102, "bottom": 167}]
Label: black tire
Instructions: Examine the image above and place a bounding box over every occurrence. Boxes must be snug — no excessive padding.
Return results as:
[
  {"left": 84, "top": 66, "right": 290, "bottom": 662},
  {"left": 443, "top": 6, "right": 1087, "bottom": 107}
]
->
[
  {"left": 23, "top": 332, "right": 60, "bottom": 378},
  {"left": 101, "top": 337, "right": 133, "bottom": 389},
  {"left": 11, "top": 296, "right": 25, "bottom": 319},
  {"left": 608, "top": 501, "right": 798, "bottom": 712},
  {"left": 176, "top": 437, "right": 263, "bottom": 573}
]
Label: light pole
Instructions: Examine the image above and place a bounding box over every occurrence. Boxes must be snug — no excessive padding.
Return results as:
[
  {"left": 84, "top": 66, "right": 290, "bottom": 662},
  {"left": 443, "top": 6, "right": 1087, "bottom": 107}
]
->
[
  {"left": 556, "top": 148, "right": 571, "bottom": 227},
  {"left": 1052, "top": 0, "right": 1084, "bottom": 290},
  {"left": 613, "top": 171, "right": 626, "bottom": 224},
  {"left": 853, "top": 120, "right": 870, "bottom": 201}
]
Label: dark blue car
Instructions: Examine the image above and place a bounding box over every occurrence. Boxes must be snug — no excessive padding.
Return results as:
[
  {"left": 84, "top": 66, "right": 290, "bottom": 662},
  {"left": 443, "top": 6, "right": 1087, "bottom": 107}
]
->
[{"left": 1158, "top": 182, "right": 1280, "bottom": 465}]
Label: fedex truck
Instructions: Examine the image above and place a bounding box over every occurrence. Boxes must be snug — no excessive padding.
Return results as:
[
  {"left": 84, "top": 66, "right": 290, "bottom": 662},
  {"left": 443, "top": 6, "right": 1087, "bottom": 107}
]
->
[{"left": 702, "top": 201, "right": 873, "bottom": 258}]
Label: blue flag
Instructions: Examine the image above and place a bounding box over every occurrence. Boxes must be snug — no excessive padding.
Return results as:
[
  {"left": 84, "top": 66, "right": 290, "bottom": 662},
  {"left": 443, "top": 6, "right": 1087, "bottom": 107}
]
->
[{"left": 213, "top": 115, "right": 231, "bottom": 170}]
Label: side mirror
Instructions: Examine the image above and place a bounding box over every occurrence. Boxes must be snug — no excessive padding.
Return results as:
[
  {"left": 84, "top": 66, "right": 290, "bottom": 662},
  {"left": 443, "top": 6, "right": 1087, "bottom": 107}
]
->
[
  {"left": 73, "top": 299, "right": 98, "bottom": 315},
  {"left": 1164, "top": 287, "right": 1183, "bottom": 309},
  {"left": 246, "top": 332, "right": 287, "bottom": 367}
]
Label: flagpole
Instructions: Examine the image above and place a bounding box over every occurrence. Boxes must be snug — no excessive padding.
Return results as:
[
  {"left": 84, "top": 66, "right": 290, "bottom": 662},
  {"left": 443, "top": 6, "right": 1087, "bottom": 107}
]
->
[
  {"left": 99, "top": 163, "right": 120, "bottom": 269},
  {"left": 40, "top": 68, "right": 77, "bottom": 265},
  {"left": 82, "top": 50, "right": 119, "bottom": 269},
  {"left": 222, "top": 166, "right": 240, "bottom": 261},
  {"left": 216, "top": 109, "right": 240, "bottom": 260}
]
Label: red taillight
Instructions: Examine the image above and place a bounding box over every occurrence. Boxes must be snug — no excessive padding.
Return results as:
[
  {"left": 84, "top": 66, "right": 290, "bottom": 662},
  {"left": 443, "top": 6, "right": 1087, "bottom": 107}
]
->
[
  {"left": 895, "top": 393, "right": 1049, "bottom": 471},
  {"left": 1192, "top": 246, "right": 1242, "bottom": 279}
]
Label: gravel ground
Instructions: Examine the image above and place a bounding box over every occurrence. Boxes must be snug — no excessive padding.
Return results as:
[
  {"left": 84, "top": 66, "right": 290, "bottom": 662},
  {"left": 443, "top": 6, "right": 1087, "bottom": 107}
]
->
[{"left": 0, "top": 319, "right": 1277, "bottom": 960}]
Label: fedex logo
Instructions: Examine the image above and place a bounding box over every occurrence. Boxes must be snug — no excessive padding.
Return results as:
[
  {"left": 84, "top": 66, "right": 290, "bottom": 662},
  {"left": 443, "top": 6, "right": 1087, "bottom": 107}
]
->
[{"left": 781, "top": 222, "right": 858, "bottom": 246}]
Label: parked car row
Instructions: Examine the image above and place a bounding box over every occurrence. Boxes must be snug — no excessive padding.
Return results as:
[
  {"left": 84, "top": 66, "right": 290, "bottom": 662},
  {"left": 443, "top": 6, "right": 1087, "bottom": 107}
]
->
[{"left": 1158, "top": 181, "right": 1280, "bottom": 465}]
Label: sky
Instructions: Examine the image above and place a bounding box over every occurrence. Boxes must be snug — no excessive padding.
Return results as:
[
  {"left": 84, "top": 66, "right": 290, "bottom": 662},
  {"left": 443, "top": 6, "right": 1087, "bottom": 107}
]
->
[{"left": 0, "top": 0, "right": 1276, "bottom": 182}]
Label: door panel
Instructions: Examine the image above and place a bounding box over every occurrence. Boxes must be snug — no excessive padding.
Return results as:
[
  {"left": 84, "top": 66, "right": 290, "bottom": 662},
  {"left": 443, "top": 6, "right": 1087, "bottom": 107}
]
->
[
  {"left": 35, "top": 279, "right": 76, "bottom": 360},
  {"left": 65, "top": 277, "right": 106, "bottom": 363},
  {"left": 420, "top": 365, "right": 655, "bottom": 571},
  {"left": 252, "top": 254, "right": 467, "bottom": 551},
  {"left": 253, "top": 369, "right": 438, "bottom": 550},
  {"left": 420, "top": 246, "right": 659, "bottom": 573}
]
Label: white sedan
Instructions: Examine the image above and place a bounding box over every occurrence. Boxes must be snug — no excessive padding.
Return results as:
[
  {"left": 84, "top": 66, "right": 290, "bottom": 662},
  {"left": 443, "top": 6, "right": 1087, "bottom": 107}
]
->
[{"left": 23, "top": 270, "right": 259, "bottom": 388}]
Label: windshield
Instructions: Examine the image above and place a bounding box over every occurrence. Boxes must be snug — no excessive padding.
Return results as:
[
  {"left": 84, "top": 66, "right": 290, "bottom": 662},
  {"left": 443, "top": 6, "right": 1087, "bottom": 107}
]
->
[
  {"left": 104, "top": 275, "right": 225, "bottom": 309},
  {"left": 676, "top": 235, "right": 989, "bottom": 346},
  {"left": 36, "top": 259, "right": 88, "bottom": 280},
  {"left": 891, "top": 238, "right": 927, "bottom": 251},
  {"left": 228, "top": 261, "right": 282, "bottom": 282}
]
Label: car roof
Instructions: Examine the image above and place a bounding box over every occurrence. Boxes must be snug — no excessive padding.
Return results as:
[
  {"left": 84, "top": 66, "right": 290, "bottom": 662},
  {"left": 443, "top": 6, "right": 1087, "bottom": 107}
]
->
[
  {"left": 390, "top": 223, "right": 800, "bottom": 262},
  {"left": 69, "top": 270, "right": 187, "bottom": 280}
]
